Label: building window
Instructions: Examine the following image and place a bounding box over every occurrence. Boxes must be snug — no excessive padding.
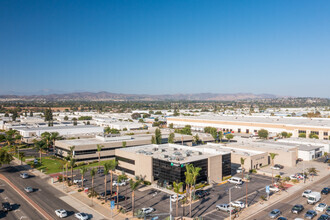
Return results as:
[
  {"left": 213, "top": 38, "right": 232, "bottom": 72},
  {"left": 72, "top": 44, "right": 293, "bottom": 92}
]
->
[
  {"left": 116, "top": 166, "right": 135, "bottom": 175},
  {"left": 311, "top": 131, "right": 319, "bottom": 135},
  {"left": 298, "top": 130, "right": 306, "bottom": 134},
  {"left": 116, "top": 156, "right": 135, "bottom": 165},
  {"left": 238, "top": 129, "right": 241, "bottom": 133},
  {"left": 324, "top": 132, "right": 328, "bottom": 136},
  {"left": 246, "top": 129, "right": 249, "bottom": 134}
]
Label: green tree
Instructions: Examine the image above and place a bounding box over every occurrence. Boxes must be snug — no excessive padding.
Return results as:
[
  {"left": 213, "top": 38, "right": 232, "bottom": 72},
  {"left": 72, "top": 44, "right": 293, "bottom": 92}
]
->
[
  {"left": 169, "top": 123, "right": 174, "bottom": 129},
  {"left": 41, "top": 132, "right": 52, "bottom": 150},
  {"left": 299, "top": 133, "right": 306, "bottom": 138},
  {"left": 33, "top": 140, "right": 46, "bottom": 163},
  {"left": 309, "top": 133, "right": 319, "bottom": 139},
  {"left": 70, "top": 158, "right": 76, "bottom": 184},
  {"left": 79, "top": 166, "right": 88, "bottom": 189},
  {"left": 72, "top": 117, "right": 77, "bottom": 126},
  {"left": 240, "top": 157, "right": 246, "bottom": 179},
  {"left": 155, "top": 128, "right": 162, "bottom": 144},
  {"left": 29, "top": 111, "right": 33, "bottom": 117},
  {"left": 50, "top": 132, "right": 60, "bottom": 148},
  {"left": 281, "top": 132, "right": 288, "bottom": 138},
  {"left": 103, "top": 163, "right": 110, "bottom": 201},
  {"left": 0, "top": 149, "right": 14, "bottom": 166},
  {"left": 109, "top": 160, "right": 118, "bottom": 197},
  {"left": 64, "top": 116, "right": 69, "bottom": 121},
  {"left": 225, "top": 133, "right": 234, "bottom": 142},
  {"left": 116, "top": 173, "right": 128, "bottom": 209},
  {"left": 122, "top": 141, "right": 127, "bottom": 148},
  {"left": 258, "top": 129, "right": 269, "bottom": 139},
  {"left": 19, "top": 152, "right": 25, "bottom": 165},
  {"left": 90, "top": 168, "right": 96, "bottom": 206},
  {"left": 151, "top": 136, "right": 156, "bottom": 144},
  {"left": 97, "top": 144, "right": 103, "bottom": 170},
  {"left": 193, "top": 134, "right": 200, "bottom": 145},
  {"left": 168, "top": 133, "right": 175, "bottom": 144},
  {"left": 11, "top": 110, "right": 18, "bottom": 121},
  {"left": 129, "top": 179, "right": 141, "bottom": 216},
  {"left": 131, "top": 113, "right": 141, "bottom": 120},
  {"left": 269, "top": 153, "right": 278, "bottom": 185},
  {"left": 173, "top": 181, "right": 183, "bottom": 217},
  {"left": 307, "top": 167, "right": 319, "bottom": 181}
]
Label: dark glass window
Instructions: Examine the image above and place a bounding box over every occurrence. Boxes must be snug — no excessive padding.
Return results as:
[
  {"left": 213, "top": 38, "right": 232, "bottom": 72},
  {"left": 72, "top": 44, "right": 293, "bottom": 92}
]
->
[
  {"left": 116, "top": 156, "right": 135, "bottom": 165},
  {"left": 117, "top": 166, "right": 135, "bottom": 175},
  {"left": 222, "top": 154, "right": 231, "bottom": 177}
]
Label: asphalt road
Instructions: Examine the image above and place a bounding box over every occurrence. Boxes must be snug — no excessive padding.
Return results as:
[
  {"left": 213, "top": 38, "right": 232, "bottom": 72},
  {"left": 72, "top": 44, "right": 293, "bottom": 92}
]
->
[
  {"left": 0, "top": 165, "right": 80, "bottom": 220},
  {"left": 247, "top": 174, "right": 330, "bottom": 220},
  {"left": 0, "top": 179, "right": 45, "bottom": 220}
]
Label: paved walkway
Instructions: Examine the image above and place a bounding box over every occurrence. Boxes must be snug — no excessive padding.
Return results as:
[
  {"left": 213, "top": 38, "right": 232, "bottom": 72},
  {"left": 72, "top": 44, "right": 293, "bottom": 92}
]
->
[{"left": 235, "top": 161, "right": 330, "bottom": 220}]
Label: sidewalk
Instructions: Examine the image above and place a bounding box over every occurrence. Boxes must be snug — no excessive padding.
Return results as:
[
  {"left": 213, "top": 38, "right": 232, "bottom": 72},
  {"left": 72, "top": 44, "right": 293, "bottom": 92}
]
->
[{"left": 235, "top": 165, "right": 330, "bottom": 220}]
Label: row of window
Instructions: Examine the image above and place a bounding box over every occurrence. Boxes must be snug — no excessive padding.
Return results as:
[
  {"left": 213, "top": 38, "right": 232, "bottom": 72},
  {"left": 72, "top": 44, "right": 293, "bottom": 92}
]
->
[
  {"left": 116, "top": 166, "right": 135, "bottom": 175},
  {"left": 116, "top": 156, "right": 135, "bottom": 165},
  {"left": 299, "top": 130, "right": 328, "bottom": 136}
]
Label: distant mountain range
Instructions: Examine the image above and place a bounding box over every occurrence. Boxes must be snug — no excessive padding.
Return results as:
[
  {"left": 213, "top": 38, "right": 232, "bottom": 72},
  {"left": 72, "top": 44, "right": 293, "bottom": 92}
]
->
[{"left": 0, "top": 91, "right": 279, "bottom": 101}]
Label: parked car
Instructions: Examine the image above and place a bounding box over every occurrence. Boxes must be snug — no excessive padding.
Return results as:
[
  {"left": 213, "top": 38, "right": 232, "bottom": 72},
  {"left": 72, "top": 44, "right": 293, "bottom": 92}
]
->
[
  {"left": 269, "top": 186, "right": 280, "bottom": 192},
  {"left": 111, "top": 195, "right": 125, "bottom": 204},
  {"left": 195, "top": 190, "right": 209, "bottom": 198},
  {"left": 277, "top": 217, "right": 288, "bottom": 220},
  {"left": 215, "top": 204, "right": 236, "bottom": 214},
  {"left": 24, "top": 186, "right": 33, "bottom": 193},
  {"left": 112, "top": 181, "right": 126, "bottom": 186},
  {"left": 302, "top": 190, "right": 312, "bottom": 197},
  {"left": 55, "top": 209, "right": 68, "bottom": 218},
  {"left": 230, "top": 201, "right": 245, "bottom": 209},
  {"left": 318, "top": 214, "right": 329, "bottom": 220},
  {"left": 20, "top": 173, "right": 29, "bottom": 179},
  {"left": 236, "top": 167, "right": 245, "bottom": 173},
  {"left": 75, "top": 212, "right": 89, "bottom": 220},
  {"left": 73, "top": 179, "right": 86, "bottom": 184},
  {"left": 271, "top": 164, "right": 284, "bottom": 170},
  {"left": 141, "top": 207, "right": 155, "bottom": 214},
  {"left": 269, "top": 209, "right": 281, "bottom": 219},
  {"left": 314, "top": 203, "right": 327, "bottom": 212},
  {"left": 170, "top": 194, "right": 185, "bottom": 202},
  {"left": 97, "top": 169, "right": 103, "bottom": 174},
  {"left": 305, "top": 210, "right": 317, "bottom": 219},
  {"left": 99, "top": 190, "right": 112, "bottom": 198},
  {"left": 326, "top": 206, "right": 330, "bottom": 215},
  {"left": 291, "top": 204, "right": 304, "bottom": 214},
  {"left": 321, "top": 187, "right": 329, "bottom": 195},
  {"left": 2, "top": 202, "right": 12, "bottom": 211}
]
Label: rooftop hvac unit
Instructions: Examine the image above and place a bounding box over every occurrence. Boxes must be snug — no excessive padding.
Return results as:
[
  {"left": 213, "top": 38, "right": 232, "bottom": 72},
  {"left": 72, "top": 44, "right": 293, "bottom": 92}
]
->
[
  {"left": 163, "top": 155, "right": 168, "bottom": 158},
  {"left": 153, "top": 148, "right": 158, "bottom": 151},
  {"left": 161, "top": 149, "right": 166, "bottom": 152},
  {"left": 198, "top": 152, "right": 203, "bottom": 155},
  {"left": 174, "top": 148, "right": 178, "bottom": 151},
  {"left": 145, "top": 152, "right": 153, "bottom": 155}
]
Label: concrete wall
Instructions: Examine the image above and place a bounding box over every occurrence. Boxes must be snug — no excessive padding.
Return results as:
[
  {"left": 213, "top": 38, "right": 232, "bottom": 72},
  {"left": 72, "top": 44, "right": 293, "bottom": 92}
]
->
[{"left": 208, "top": 155, "right": 223, "bottom": 183}]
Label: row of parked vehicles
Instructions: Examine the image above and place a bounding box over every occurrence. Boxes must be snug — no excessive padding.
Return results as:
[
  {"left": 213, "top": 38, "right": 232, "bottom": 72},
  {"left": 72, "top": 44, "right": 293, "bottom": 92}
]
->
[{"left": 269, "top": 187, "right": 329, "bottom": 220}]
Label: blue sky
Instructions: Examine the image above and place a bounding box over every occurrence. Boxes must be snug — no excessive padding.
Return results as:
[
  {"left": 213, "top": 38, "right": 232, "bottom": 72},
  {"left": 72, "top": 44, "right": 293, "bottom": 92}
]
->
[{"left": 0, "top": 0, "right": 329, "bottom": 97}]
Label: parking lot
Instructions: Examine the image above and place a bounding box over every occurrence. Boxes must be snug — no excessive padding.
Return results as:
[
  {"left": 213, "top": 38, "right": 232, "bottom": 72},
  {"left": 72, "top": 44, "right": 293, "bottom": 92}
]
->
[{"left": 69, "top": 169, "right": 272, "bottom": 219}]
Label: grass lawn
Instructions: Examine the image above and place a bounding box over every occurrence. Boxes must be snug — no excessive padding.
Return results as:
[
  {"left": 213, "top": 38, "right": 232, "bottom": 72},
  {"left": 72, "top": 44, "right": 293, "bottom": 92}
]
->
[
  {"left": 27, "top": 157, "right": 65, "bottom": 174},
  {"left": 73, "top": 159, "right": 115, "bottom": 170}
]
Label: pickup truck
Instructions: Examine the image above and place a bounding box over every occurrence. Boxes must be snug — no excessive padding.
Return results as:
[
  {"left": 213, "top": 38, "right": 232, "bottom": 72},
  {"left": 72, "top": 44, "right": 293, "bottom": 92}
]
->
[{"left": 216, "top": 204, "right": 236, "bottom": 214}]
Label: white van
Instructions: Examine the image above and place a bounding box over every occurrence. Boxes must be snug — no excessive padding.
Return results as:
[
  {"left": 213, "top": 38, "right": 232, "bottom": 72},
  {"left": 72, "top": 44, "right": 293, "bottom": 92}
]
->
[
  {"left": 307, "top": 192, "right": 321, "bottom": 205},
  {"left": 228, "top": 177, "right": 243, "bottom": 185}
]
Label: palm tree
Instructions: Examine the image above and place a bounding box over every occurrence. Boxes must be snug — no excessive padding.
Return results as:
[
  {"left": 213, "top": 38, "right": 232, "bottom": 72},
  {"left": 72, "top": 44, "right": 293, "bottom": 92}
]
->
[
  {"left": 129, "top": 179, "right": 141, "bottom": 216},
  {"left": 70, "top": 158, "right": 76, "bottom": 185},
  {"left": 184, "top": 164, "right": 193, "bottom": 217},
  {"left": 190, "top": 166, "right": 201, "bottom": 218},
  {"left": 5, "top": 135, "right": 13, "bottom": 147},
  {"left": 41, "top": 132, "right": 51, "bottom": 150},
  {"left": 69, "top": 146, "right": 75, "bottom": 158},
  {"left": 109, "top": 159, "right": 118, "bottom": 197},
  {"left": 193, "top": 134, "right": 200, "bottom": 145},
  {"left": 90, "top": 168, "right": 96, "bottom": 206},
  {"left": 307, "top": 167, "right": 319, "bottom": 181},
  {"left": 19, "top": 152, "right": 25, "bottom": 165},
  {"left": 173, "top": 181, "right": 183, "bottom": 217},
  {"left": 117, "top": 174, "right": 128, "bottom": 209},
  {"left": 269, "top": 153, "right": 278, "bottom": 185},
  {"left": 97, "top": 144, "right": 103, "bottom": 170},
  {"left": 103, "top": 163, "right": 110, "bottom": 201},
  {"left": 64, "top": 156, "right": 70, "bottom": 182},
  {"left": 240, "top": 157, "right": 246, "bottom": 179},
  {"left": 245, "top": 174, "right": 250, "bottom": 208},
  {"left": 33, "top": 140, "right": 45, "bottom": 164},
  {"left": 50, "top": 132, "right": 60, "bottom": 148},
  {"left": 79, "top": 166, "right": 88, "bottom": 189}
]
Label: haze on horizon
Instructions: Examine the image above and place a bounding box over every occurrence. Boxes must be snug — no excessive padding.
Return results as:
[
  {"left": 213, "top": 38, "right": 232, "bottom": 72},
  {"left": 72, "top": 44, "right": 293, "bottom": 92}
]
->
[{"left": 1, "top": 0, "right": 330, "bottom": 98}]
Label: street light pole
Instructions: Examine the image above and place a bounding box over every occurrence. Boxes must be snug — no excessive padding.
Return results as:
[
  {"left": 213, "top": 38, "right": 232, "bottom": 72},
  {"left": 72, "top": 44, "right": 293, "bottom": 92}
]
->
[{"left": 229, "top": 185, "right": 241, "bottom": 220}]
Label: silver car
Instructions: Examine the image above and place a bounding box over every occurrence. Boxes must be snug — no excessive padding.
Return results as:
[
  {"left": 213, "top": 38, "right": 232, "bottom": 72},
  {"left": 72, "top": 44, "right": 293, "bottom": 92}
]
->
[
  {"left": 24, "top": 186, "right": 33, "bottom": 193},
  {"left": 269, "top": 209, "right": 281, "bottom": 218}
]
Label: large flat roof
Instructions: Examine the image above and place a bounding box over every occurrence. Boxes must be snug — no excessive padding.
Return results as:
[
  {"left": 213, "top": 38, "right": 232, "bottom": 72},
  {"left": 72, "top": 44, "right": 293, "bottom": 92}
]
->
[
  {"left": 16, "top": 125, "right": 102, "bottom": 131},
  {"left": 168, "top": 115, "right": 330, "bottom": 128},
  {"left": 119, "top": 144, "right": 230, "bottom": 164}
]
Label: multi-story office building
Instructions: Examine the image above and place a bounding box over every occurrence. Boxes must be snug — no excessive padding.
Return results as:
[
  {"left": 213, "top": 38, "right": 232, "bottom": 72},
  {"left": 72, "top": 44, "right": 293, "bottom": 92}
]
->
[{"left": 115, "top": 144, "right": 231, "bottom": 185}]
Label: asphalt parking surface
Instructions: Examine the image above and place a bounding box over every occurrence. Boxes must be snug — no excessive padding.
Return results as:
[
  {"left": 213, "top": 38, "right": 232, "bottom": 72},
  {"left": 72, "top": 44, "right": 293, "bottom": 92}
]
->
[{"left": 71, "top": 169, "right": 272, "bottom": 219}]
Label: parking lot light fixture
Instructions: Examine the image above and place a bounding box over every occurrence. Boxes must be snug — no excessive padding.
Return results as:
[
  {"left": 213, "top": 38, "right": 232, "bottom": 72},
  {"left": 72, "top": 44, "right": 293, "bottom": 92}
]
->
[{"left": 229, "top": 185, "right": 241, "bottom": 219}]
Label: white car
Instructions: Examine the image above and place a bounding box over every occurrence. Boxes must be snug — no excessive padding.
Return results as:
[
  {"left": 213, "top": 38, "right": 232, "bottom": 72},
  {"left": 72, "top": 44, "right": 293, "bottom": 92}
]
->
[
  {"left": 75, "top": 212, "right": 89, "bottom": 220},
  {"left": 73, "top": 179, "right": 86, "bottom": 184},
  {"left": 20, "top": 173, "right": 29, "bottom": 179},
  {"left": 236, "top": 167, "right": 245, "bottom": 174},
  {"left": 141, "top": 207, "right": 155, "bottom": 214},
  {"left": 230, "top": 201, "right": 245, "bottom": 209},
  {"left": 271, "top": 166, "right": 281, "bottom": 170},
  {"left": 302, "top": 190, "right": 312, "bottom": 197},
  {"left": 24, "top": 186, "right": 33, "bottom": 193},
  {"left": 55, "top": 209, "right": 67, "bottom": 218},
  {"left": 170, "top": 194, "right": 185, "bottom": 202},
  {"left": 269, "top": 186, "right": 280, "bottom": 192},
  {"left": 314, "top": 203, "right": 327, "bottom": 212},
  {"left": 112, "top": 181, "right": 126, "bottom": 186}
]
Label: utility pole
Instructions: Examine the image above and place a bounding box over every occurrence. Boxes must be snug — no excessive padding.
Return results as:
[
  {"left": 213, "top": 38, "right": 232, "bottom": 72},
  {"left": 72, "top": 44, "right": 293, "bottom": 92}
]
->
[{"left": 170, "top": 195, "right": 173, "bottom": 220}]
